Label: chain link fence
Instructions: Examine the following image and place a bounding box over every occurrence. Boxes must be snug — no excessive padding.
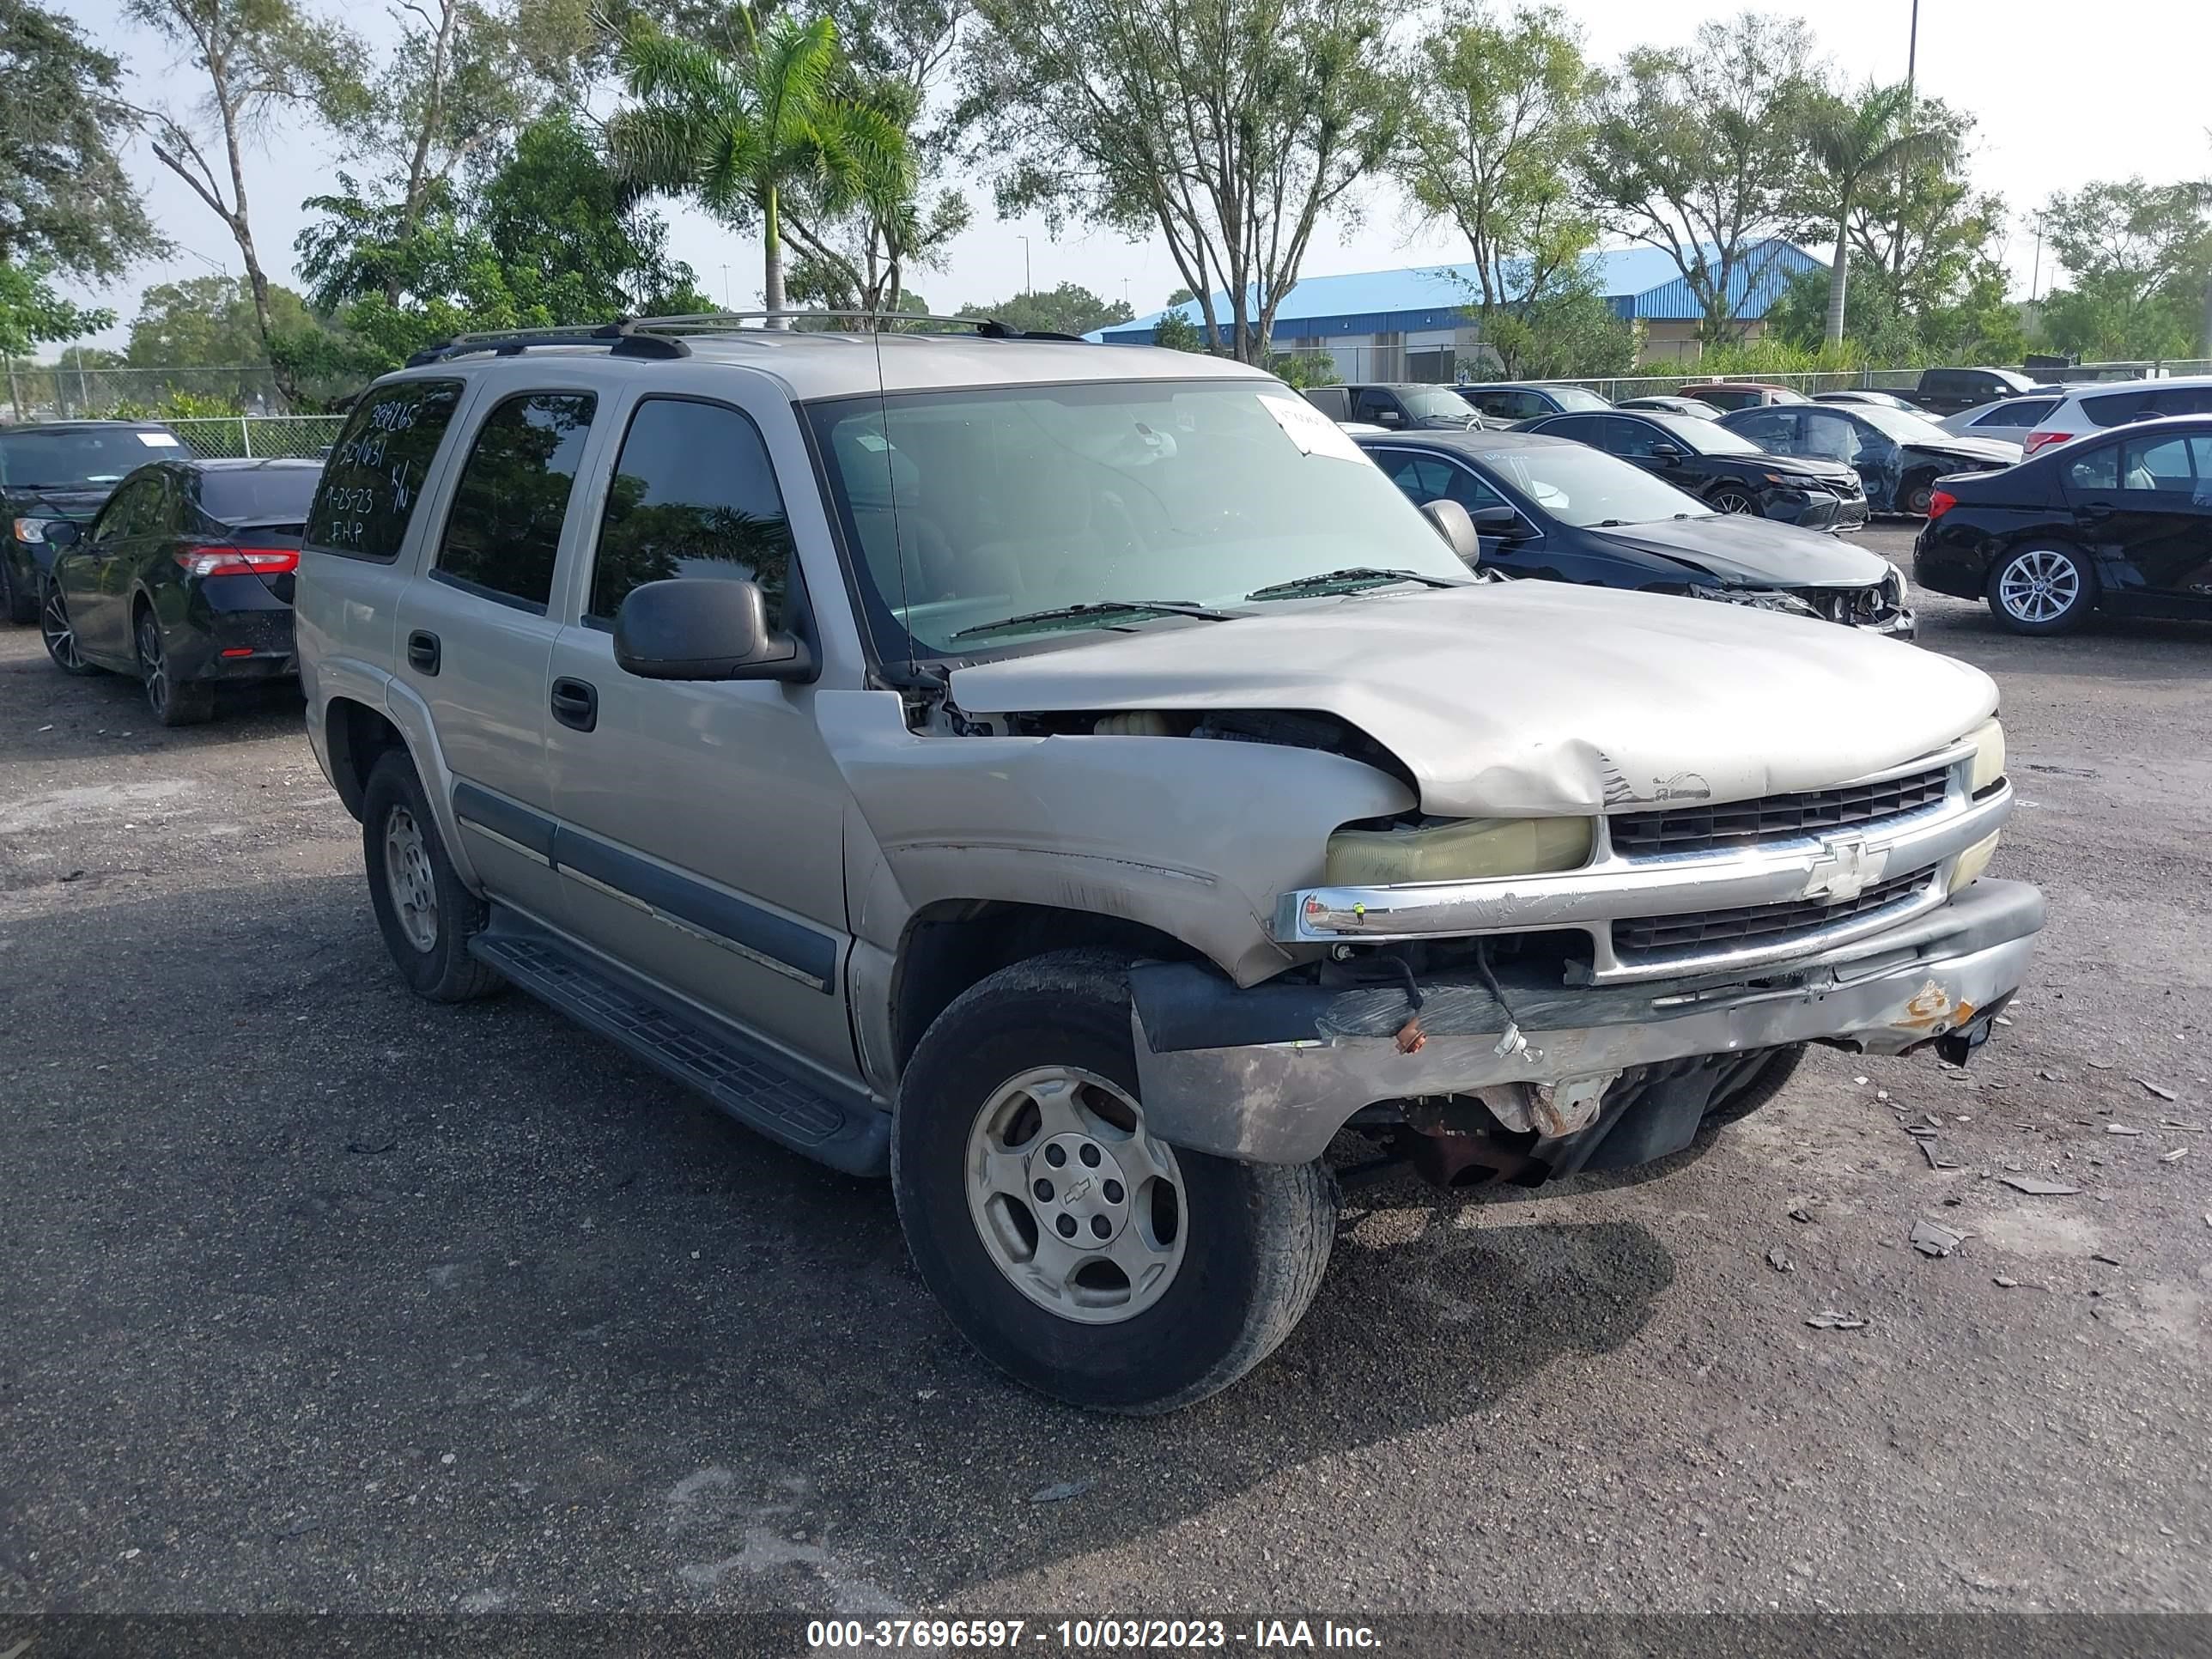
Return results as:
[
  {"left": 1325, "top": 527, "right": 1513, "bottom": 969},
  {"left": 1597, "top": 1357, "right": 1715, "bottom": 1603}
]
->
[
  {"left": 1, "top": 364, "right": 291, "bottom": 422},
  {"left": 160, "top": 415, "right": 347, "bottom": 459}
]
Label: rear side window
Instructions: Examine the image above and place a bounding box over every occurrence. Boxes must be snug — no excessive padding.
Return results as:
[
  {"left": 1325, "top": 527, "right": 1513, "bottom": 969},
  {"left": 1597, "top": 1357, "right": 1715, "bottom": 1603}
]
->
[
  {"left": 2066, "top": 446, "right": 2119, "bottom": 492},
  {"left": 2081, "top": 389, "right": 2154, "bottom": 428},
  {"left": 1974, "top": 398, "right": 2056, "bottom": 428},
  {"left": 434, "top": 392, "right": 598, "bottom": 611},
  {"left": 308, "top": 380, "right": 464, "bottom": 561},
  {"left": 1731, "top": 409, "right": 1796, "bottom": 451},
  {"left": 587, "top": 398, "right": 793, "bottom": 626}
]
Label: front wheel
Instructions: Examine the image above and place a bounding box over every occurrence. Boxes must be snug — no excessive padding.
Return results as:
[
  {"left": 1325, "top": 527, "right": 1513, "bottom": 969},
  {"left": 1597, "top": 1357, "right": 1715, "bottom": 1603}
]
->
[
  {"left": 1710, "top": 487, "right": 1758, "bottom": 515},
  {"left": 1988, "top": 544, "right": 2095, "bottom": 635},
  {"left": 893, "top": 951, "right": 1337, "bottom": 1413},
  {"left": 40, "top": 581, "right": 100, "bottom": 676}
]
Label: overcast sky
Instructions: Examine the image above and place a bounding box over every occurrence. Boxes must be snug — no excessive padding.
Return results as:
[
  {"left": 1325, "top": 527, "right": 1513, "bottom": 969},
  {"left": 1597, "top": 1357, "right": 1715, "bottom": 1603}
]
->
[{"left": 52, "top": 0, "right": 2212, "bottom": 349}]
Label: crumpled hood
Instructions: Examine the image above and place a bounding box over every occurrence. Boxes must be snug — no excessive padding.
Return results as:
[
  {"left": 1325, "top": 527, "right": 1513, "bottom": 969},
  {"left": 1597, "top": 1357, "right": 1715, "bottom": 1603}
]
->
[
  {"left": 1589, "top": 514, "right": 1890, "bottom": 588},
  {"left": 949, "top": 582, "right": 1996, "bottom": 817},
  {"left": 1907, "top": 434, "right": 2021, "bottom": 467}
]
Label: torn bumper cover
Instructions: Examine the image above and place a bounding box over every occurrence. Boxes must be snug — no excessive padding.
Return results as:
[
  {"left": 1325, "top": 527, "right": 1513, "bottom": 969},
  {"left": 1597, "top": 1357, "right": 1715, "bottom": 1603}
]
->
[{"left": 1129, "top": 878, "right": 2042, "bottom": 1167}]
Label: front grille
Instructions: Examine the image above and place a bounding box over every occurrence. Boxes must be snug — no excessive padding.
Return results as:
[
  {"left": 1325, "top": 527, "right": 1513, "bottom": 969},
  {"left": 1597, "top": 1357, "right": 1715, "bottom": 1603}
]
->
[
  {"left": 1613, "top": 870, "right": 1929, "bottom": 956},
  {"left": 1812, "top": 475, "right": 1864, "bottom": 499},
  {"left": 1609, "top": 766, "right": 1948, "bottom": 857}
]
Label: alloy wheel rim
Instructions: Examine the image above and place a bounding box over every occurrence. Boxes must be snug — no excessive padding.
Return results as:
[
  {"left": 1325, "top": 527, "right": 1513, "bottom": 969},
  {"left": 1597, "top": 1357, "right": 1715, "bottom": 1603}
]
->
[
  {"left": 41, "top": 588, "right": 80, "bottom": 670},
  {"left": 383, "top": 805, "right": 440, "bottom": 952},
  {"left": 963, "top": 1066, "right": 1187, "bottom": 1326},
  {"left": 138, "top": 616, "right": 167, "bottom": 714},
  {"left": 1999, "top": 550, "right": 2079, "bottom": 623},
  {"left": 1715, "top": 490, "right": 1753, "bottom": 514}
]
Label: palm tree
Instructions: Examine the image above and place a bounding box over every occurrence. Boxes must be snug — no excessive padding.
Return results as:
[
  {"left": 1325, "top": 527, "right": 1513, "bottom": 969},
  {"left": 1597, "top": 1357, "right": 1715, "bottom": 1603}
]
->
[
  {"left": 607, "top": 9, "right": 910, "bottom": 326},
  {"left": 1802, "top": 82, "right": 1960, "bottom": 348}
]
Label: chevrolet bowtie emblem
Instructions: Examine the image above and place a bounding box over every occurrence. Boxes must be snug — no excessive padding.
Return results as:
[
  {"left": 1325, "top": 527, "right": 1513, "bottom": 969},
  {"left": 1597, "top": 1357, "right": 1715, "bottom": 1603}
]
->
[{"left": 1802, "top": 833, "right": 1888, "bottom": 903}]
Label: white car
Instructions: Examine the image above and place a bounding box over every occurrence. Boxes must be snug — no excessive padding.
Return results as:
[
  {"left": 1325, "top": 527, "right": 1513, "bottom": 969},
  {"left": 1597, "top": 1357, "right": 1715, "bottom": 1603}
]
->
[
  {"left": 1941, "top": 392, "right": 2064, "bottom": 447},
  {"left": 2021, "top": 374, "right": 2212, "bottom": 456}
]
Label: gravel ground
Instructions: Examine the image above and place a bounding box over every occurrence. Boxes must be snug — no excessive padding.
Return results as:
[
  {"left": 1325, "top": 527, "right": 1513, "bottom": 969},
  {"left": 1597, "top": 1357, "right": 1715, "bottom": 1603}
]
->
[{"left": 2, "top": 526, "right": 2208, "bottom": 1620}]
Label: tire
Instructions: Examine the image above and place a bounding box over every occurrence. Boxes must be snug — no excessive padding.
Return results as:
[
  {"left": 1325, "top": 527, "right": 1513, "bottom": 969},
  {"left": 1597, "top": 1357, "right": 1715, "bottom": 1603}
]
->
[
  {"left": 892, "top": 951, "right": 1337, "bottom": 1413},
  {"left": 1701, "top": 1043, "right": 1808, "bottom": 1127},
  {"left": 39, "top": 580, "right": 101, "bottom": 676},
  {"left": 1986, "top": 543, "right": 2095, "bottom": 635},
  {"left": 1710, "top": 487, "right": 1758, "bottom": 515},
  {"left": 1, "top": 552, "right": 36, "bottom": 625},
  {"left": 137, "top": 606, "right": 215, "bottom": 726},
  {"left": 361, "top": 750, "right": 505, "bottom": 1002}
]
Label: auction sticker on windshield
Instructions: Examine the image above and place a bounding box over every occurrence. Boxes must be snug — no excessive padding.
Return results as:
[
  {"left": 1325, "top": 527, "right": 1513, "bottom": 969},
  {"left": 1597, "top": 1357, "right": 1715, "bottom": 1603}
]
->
[
  {"left": 137, "top": 432, "right": 182, "bottom": 447},
  {"left": 1258, "top": 392, "right": 1371, "bottom": 464}
]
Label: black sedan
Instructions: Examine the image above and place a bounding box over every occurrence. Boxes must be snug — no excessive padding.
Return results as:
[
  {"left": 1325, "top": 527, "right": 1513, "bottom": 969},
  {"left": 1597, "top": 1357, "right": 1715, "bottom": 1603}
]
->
[
  {"left": 1360, "top": 429, "right": 1912, "bottom": 636},
  {"left": 39, "top": 457, "right": 321, "bottom": 725},
  {"left": 1516, "top": 409, "right": 1868, "bottom": 530},
  {"left": 1914, "top": 413, "right": 2212, "bottom": 635},
  {"left": 1, "top": 419, "right": 183, "bottom": 623},
  {"left": 1721, "top": 401, "right": 2020, "bottom": 517}
]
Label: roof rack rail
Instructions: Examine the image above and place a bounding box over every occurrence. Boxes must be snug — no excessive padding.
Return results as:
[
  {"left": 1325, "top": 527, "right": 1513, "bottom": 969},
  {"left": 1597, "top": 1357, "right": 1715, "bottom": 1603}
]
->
[
  {"left": 404, "top": 319, "right": 691, "bottom": 368},
  {"left": 618, "top": 308, "right": 1097, "bottom": 341}
]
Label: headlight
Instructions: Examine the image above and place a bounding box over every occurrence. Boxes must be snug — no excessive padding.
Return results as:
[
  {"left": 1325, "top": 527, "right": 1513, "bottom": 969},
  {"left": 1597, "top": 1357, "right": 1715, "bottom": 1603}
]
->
[
  {"left": 1883, "top": 566, "right": 1906, "bottom": 603},
  {"left": 1966, "top": 717, "right": 2005, "bottom": 793},
  {"left": 11, "top": 517, "right": 56, "bottom": 544},
  {"left": 1326, "top": 816, "right": 1595, "bottom": 884},
  {"left": 1692, "top": 586, "right": 1822, "bottom": 619}
]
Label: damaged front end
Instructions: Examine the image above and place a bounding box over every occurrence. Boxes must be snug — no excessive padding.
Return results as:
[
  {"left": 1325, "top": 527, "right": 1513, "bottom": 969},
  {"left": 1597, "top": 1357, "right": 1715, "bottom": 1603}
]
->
[{"left": 1125, "top": 726, "right": 2039, "bottom": 1188}]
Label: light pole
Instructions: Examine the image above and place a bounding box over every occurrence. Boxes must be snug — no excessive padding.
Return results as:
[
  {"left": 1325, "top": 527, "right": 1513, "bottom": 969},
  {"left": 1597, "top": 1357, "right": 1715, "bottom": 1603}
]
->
[
  {"left": 720, "top": 264, "right": 732, "bottom": 310},
  {"left": 1018, "top": 235, "right": 1031, "bottom": 297}
]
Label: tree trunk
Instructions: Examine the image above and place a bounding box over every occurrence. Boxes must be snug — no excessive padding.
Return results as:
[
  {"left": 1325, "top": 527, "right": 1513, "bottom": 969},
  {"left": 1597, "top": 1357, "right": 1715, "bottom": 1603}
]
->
[
  {"left": 1824, "top": 207, "right": 1850, "bottom": 349},
  {"left": 763, "top": 184, "right": 787, "bottom": 326}
]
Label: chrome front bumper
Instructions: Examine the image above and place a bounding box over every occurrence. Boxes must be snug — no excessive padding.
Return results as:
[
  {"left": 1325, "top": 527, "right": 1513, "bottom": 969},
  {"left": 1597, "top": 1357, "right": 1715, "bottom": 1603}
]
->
[
  {"left": 1274, "top": 742, "right": 2002, "bottom": 984},
  {"left": 1133, "top": 877, "right": 2043, "bottom": 1164}
]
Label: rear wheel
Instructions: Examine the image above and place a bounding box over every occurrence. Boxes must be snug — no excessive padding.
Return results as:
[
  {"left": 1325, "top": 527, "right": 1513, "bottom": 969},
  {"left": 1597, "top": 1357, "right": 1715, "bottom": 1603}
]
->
[
  {"left": 1987, "top": 544, "right": 2094, "bottom": 635},
  {"left": 893, "top": 951, "right": 1337, "bottom": 1413},
  {"left": 40, "top": 581, "right": 100, "bottom": 676},
  {"left": 362, "top": 750, "right": 504, "bottom": 1002},
  {"left": 137, "top": 606, "right": 214, "bottom": 726},
  {"left": 1901, "top": 473, "right": 1938, "bottom": 516}
]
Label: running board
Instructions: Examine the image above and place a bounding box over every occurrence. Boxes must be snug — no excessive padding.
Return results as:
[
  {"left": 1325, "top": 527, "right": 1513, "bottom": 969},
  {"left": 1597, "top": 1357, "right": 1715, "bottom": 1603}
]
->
[{"left": 471, "top": 914, "right": 890, "bottom": 1177}]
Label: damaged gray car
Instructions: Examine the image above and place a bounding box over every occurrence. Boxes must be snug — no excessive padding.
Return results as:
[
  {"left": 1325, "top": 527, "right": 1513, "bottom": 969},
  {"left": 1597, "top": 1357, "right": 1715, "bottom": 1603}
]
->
[{"left": 296, "top": 320, "right": 2041, "bottom": 1414}]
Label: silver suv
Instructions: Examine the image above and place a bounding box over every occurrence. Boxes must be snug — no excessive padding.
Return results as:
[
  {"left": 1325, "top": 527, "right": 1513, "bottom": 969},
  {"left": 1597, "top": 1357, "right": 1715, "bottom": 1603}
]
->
[{"left": 297, "top": 319, "right": 2043, "bottom": 1413}]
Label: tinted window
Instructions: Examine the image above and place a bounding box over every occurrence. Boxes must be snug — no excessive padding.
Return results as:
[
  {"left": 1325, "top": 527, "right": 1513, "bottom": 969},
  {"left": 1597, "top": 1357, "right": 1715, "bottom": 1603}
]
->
[
  {"left": 199, "top": 466, "right": 322, "bottom": 526},
  {"left": 434, "top": 392, "right": 597, "bottom": 611},
  {"left": 1729, "top": 410, "right": 1798, "bottom": 453},
  {"left": 0, "top": 426, "right": 179, "bottom": 488},
  {"left": 1535, "top": 414, "right": 1605, "bottom": 445},
  {"left": 589, "top": 399, "right": 793, "bottom": 625},
  {"left": 2081, "top": 389, "right": 2159, "bottom": 428},
  {"left": 1972, "top": 398, "right": 2057, "bottom": 428},
  {"left": 1699, "top": 388, "right": 1758, "bottom": 410},
  {"left": 1375, "top": 450, "right": 1510, "bottom": 514},
  {"left": 2121, "top": 434, "right": 2196, "bottom": 490},
  {"left": 2148, "top": 386, "right": 2212, "bottom": 418},
  {"left": 1603, "top": 416, "right": 1664, "bottom": 457},
  {"left": 98, "top": 473, "right": 168, "bottom": 538},
  {"left": 2066, "top": 446, "right": 2119, "bottom": 492},
  {"left": 309, "top": 380, "right": 465, "bottom": 562},
  {"left": 1801, "top": 410, "right": 1862, "bottom": 462}
]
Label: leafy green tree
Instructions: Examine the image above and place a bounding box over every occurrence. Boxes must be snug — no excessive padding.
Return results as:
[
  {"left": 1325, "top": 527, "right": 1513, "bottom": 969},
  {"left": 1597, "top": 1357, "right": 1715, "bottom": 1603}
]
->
[
  {"left": 2038, "top": 177, "right": 2212, "bottom": 360},
  {"left": 961, "top": 0, "right": 1405, "bottom": 363},
  {"left": 126, "top": 273, "right": 315, "bottom": 365},
  {"left": 1, "top": 0, "right": 164, "bottom": 280},
  {"left": 955, "top": 282, "right": 1131, "bottom": 335},
  {"left": 1479, "top": 261, "right": 1634, "bottom": 379},
  {"left": 1152, "top": 310, "right": 1206, "bottom": 352},
  {"left": 1581, "top": 12, "right": 1818, "bottom": 342},
  {"left": 127, "top": 0, "right": 366, "bottom": 367},
  {"left": 0, "top": 260, "right": 112, "bottom": 359},
  {"left": 1798, "top": 81, "right": 1958, "bottom": 348},
  {"left": 607, "top": 8, "right": 911, "bottom": 323},
  {"left": 1400, "top": 3, "right": 1596, "bottom": 334}
]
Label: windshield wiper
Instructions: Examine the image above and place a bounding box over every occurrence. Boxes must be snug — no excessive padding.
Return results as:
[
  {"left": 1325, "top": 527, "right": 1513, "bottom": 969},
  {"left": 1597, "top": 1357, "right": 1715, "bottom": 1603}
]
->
[
  {"left": 951, "top": 599, "right": 1234, "bottom": 641},
  {"left": 1244, "top": 567, "right": 1460, "bottom": 601}
]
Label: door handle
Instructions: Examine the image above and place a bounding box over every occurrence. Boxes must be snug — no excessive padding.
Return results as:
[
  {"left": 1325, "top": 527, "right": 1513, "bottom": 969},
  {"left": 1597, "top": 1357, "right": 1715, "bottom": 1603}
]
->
[
  {"left": 550, "top": 676, "right": 598, "bottom": 732},
  {"left": 2077, "top": 501, "right": 2115, "bottom": 522},
  {"left": 406, "top": 629, "right": 441, "bottom": 674}
]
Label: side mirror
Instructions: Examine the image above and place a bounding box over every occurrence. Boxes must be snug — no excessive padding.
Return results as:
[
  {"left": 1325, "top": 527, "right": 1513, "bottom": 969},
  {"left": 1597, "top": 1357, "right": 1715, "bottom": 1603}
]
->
[
  {"left": 612, "top": 577, "right": 814, "bottom": 683},
  {"left": 42, "top": 520, "right": 82, "bottom": 547},
  {"left": 1651, "top": 442, "right": 1684, "bottom": 462},
  {"left": 1420, "top": 499, "right": 1480, "bottom": 565},
  {"left": 1375, "top": 408, "right": 1403, "bottom": 426}
]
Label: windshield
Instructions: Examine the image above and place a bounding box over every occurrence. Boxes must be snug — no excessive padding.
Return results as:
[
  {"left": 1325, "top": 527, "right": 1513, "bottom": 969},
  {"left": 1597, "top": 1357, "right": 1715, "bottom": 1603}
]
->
[
  {"left": 1850, "top": 404, "right": 1962, "bottom": 444},
  {"left": 1671, "top": 420, "right": 1762, "bottom": 456},
  {"left": 1547, "top": 386, "right": 1611, "bottom": 411},
  {"left": 809, "top": 380, "right": 1472, "bottom": 653},
  {"left": 1479, "top": 442, "right": 1714, "bottom": 527},
  {"left": 1399, "top": 387, "right": 1475, "bottom": 419},
  {"left": 0, "top": 427, "right": 179, "bottom": 488}
]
